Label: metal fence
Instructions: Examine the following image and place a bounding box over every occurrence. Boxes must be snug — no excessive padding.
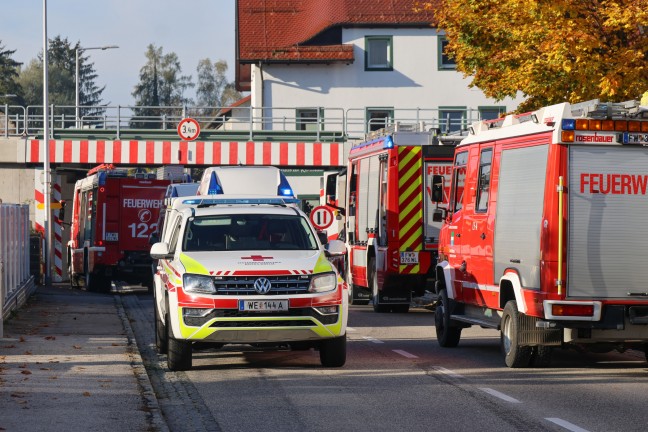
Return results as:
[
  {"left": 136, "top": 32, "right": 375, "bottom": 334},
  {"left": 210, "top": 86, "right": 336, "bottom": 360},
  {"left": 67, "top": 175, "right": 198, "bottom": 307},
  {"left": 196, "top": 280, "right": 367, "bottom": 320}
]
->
[
  {"left": 1, "top": 103, "right": 489, "bottom": 141},
  {"left": 0, "top": 204, "right": 35, "bottom": 335}
]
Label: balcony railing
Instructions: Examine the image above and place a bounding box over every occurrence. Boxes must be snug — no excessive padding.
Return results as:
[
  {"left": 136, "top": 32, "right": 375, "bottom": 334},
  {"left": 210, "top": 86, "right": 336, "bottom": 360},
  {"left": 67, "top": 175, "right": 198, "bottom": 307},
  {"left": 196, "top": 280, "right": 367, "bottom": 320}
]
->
[{"left": 1, "top": 104, "right": 488, "bottom": 141}]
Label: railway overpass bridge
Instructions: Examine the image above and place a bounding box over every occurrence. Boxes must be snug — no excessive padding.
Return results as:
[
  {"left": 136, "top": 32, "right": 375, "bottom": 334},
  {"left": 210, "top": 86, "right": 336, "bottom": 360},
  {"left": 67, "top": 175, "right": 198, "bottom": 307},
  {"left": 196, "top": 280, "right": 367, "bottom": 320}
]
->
[{"left": 0, "top": 103, "right": 472, "bottom": 280}]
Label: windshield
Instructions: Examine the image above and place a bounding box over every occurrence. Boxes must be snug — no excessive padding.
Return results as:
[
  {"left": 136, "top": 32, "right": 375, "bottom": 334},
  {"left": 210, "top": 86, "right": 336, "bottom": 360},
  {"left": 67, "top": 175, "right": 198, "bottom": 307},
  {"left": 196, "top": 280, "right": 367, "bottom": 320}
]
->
[{"left": 183, "top": 214, "right": 318, "bottom": 251}]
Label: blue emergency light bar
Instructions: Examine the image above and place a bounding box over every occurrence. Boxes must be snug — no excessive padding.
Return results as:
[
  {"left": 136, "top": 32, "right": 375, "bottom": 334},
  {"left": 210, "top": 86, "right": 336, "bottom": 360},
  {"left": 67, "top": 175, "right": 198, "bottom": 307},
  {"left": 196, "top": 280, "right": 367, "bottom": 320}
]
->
[{"left": 182, "top": 197, "right": 301, "bottom": 206}]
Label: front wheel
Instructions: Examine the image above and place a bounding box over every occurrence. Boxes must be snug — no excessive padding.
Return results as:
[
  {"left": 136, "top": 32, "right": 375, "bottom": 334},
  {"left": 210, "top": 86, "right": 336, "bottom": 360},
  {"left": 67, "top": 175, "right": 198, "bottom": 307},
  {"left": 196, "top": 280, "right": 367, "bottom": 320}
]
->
[
  {"left": 435, "top": 289, "right": 461, "bottom": 347},
  {"left": 370, "top": 258, "right": 390, "bottom": 313},
  {"left": 154, "top": 302, "right": 168, "bottom": 354},
  {"left": 320, "top": 335, "right": 346, "bottom": 367},
  {"left": 166, "top": 314, "right": 192, "bottom": 371},
  {"left": 501, "top": 301, "right": 533, "bottom": 368}
]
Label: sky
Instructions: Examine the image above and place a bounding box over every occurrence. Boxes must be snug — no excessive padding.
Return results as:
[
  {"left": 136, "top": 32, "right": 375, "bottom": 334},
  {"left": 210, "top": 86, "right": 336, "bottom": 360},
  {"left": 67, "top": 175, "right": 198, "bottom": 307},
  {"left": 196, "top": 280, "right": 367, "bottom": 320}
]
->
[{"left": 1, "top": 0, "right": 236, "bottom": 106}]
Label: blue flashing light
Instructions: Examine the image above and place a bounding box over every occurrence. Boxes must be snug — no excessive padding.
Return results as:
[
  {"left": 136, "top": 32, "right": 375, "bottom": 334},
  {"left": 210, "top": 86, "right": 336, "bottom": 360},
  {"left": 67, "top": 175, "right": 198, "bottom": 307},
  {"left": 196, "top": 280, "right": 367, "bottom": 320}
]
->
[
  {"left": 207, "top": 172, "right": 224, "bottom": 195},
  {"left": 383, "top": 135, "right": 394, "bottom": 149},
  {"left": 277, "top": 172, "right": 295, "bottom": 198},
  {"left": 97, "top": 171, "right": 107, "bottom": 186},
  {"left": 561, "top": 119, "right": 576, "bottom": 131}
]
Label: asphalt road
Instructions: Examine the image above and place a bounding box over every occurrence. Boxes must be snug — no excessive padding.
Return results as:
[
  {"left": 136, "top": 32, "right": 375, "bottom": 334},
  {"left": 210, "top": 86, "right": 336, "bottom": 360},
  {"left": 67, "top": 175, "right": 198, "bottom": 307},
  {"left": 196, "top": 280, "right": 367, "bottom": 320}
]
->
[{"left": 122, "top": 295, "right": 648, "bottom": 432}]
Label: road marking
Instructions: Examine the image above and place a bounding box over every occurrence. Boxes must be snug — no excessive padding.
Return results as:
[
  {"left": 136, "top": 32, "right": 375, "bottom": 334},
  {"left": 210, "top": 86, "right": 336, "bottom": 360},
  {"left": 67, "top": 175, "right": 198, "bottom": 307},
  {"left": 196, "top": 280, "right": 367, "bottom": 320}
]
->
[
  {"left": 545, "top": 418, "right": 590, "bottom": 432},
  {"left": 362, "top": 336, "right": 384, "bottom": 344},
  {"left": 393, "top": 350, "right": 418, "bottom": 358},
  {"left": 479, "top": 387, "right": 521, "bottom": 403},
  {"left": 346, "top": 327, "right": 356, "bottom": 332},
  {"left": 433, "top": 366, "right": 464, "bottom": 379}
]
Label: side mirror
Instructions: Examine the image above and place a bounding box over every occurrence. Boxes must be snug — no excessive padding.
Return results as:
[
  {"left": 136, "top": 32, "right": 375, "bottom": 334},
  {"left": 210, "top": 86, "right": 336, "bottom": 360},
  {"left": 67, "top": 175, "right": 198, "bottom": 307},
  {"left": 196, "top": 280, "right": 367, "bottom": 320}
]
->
[
  {"left": 431, "top": 175, "right": 444, "bottom": 203},
  {"left": 150, "top": 242, "right": 172, "bottom": 259},
  {"left": 432, "top": 208, "right": 446, "bottom": 222},
  {"left": 149, "top": 231, "right": 160, "bottom": 245},
  {"left": 317, "top": 231, "right": 329, "bottom": 245},
  {"left": 325, "top": 239, "right": 347, "bottom": 257}
]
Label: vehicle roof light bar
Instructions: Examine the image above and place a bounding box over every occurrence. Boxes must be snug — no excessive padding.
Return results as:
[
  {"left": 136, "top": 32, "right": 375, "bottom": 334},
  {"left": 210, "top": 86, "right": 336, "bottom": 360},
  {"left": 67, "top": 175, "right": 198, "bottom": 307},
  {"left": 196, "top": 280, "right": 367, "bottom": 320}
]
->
[{"left": 182, "top": 197, "right": 301, "bottom": 206}]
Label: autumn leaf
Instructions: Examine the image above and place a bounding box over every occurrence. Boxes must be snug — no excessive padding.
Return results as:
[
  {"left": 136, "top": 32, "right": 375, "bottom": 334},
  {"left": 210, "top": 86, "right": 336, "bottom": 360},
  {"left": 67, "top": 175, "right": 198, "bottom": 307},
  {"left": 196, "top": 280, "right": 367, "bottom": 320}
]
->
[
  {"left": 19, "top": 337, "right": 25, "bottom": 343},
  {"left": 44, "top": 336, "right": 56, "bottom": 341},
  {"left": 83, "top": 392, "right": 91, "bottom": 397},
  {"left": 72, "top": 345, "right": 82, "bottom": 350},
  {"left": 24, "top": 351, "right": 32, "bottom": 356},
  {"left": 20, "top": 370, "right": 32, "bottom": 375}
]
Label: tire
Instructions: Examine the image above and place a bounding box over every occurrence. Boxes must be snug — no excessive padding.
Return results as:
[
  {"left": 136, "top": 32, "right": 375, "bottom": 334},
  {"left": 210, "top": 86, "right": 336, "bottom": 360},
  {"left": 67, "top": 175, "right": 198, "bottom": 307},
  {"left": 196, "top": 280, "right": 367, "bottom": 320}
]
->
[
  {"left": 530, "top": 345, "right": 552, "bottom": 367},
  {"left": 166, "top": 313, "right": 192, "bottom": 371},
  {"left": 346, "top": 260, "right": 369, "bottom": 306},
  {"left": 68, "top": 255, "right": 80, "bottom": 288},
  {"left": 435, "top": 289, "right": 462, "bottom": 347},
  {"left": 369, "top": 258, "right": 390, "bottom": 313},
  {"left": 154, "top": 302, "right": 168, "bottom": 354},
  {"left": 320, "top": 334, "right": 346, "bottom": 367},
  {"left": 501, "top": 301, "right": 533, "bottom": 368}
]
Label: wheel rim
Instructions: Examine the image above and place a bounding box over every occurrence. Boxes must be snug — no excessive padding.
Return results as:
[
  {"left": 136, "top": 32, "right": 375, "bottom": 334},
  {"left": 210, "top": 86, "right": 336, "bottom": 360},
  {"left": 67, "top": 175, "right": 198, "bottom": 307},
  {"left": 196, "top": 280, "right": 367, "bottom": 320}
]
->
[{"left": 502, "top": 315, "right": 512, "bottom": 353}]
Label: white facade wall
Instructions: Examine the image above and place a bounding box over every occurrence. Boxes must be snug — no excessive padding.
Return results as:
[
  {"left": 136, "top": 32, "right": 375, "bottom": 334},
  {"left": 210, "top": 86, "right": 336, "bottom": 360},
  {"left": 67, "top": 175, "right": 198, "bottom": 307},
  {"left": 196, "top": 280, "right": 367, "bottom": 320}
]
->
[{"left": 260, "top": 27, "right": 523, "bottom": 136}]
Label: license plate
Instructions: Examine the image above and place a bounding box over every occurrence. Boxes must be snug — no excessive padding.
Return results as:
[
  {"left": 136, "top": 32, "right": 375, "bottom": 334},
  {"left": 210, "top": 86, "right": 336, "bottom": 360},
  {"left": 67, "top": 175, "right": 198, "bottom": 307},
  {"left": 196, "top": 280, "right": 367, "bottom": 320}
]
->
[
  {"left": 239, "top": 300, "right": 289, "bottom": 312},
  {"left": 400, "top": 251, "right": 419, "bottom": 264},
  {"left": 106, "top": 232, "right": 119, "bottom": 241}
]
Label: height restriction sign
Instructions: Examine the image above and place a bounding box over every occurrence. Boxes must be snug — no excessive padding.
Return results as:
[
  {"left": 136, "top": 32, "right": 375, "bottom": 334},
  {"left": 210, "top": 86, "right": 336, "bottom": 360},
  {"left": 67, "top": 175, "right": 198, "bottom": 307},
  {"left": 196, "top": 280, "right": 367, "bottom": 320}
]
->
[
  {"left": 309, "top": 205, "right": 334, "bottom": 230},
  {"left": 177, "top": 118, "right": 201, "bottom": 141}
]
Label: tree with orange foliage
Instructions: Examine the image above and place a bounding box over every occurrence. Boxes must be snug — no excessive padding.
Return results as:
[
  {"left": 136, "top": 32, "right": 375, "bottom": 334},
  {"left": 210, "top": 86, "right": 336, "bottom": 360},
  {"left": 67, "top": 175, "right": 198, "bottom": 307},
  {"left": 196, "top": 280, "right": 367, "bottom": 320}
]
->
[{"left": 416, "top": 0, "right": 648, "bottom": 111}]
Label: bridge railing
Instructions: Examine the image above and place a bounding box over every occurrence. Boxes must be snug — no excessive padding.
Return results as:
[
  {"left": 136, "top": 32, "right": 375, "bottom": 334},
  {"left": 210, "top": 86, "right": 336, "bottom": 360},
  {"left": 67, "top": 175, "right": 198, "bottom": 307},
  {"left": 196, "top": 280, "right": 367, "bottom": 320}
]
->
[{"left": 2, "top": 104, "right": 490, "bottom": 141}]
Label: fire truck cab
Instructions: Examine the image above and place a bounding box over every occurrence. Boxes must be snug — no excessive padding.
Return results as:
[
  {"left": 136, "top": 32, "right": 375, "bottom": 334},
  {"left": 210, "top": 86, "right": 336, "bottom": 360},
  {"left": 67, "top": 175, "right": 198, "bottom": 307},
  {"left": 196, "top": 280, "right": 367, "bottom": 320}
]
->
[
  {"left": 345, "top": 127, "right": 455, "bottom": 311},
  {"left": 67, "top": 165, "right": 169, "bottom": 291},
  {"left": 432, "top": 99, "right": 648, "bottom": 367}
]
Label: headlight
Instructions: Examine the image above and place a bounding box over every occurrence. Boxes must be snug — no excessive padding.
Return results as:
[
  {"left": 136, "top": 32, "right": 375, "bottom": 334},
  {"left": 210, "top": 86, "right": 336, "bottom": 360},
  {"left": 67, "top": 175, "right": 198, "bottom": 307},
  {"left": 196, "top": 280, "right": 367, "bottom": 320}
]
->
[
  {"left": 308, "top": 272, "right": 337, "bottom": 293},
  {"left": 183, "top": 274, "right": 216, "bottom": 294}
]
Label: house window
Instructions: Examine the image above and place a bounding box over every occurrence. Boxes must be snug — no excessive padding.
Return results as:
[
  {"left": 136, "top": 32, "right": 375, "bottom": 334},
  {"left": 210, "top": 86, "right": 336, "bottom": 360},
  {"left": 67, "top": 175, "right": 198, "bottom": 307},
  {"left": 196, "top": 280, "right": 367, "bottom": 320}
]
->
[
  {"left": 366, "top": 108, "right": 393, "bottom": 132},
  {"left": 438, "top": 36, "right": 456, "bottom": 70},
  {"left": 296, "top": 108, "right": 323, "bottom": 131},
  {"left": 365, "top": 36, "right": 393, "bottom": 71},
  {"left": 439, "top": 107, "right": 466, "bottom": 133},
  {"left": 479, "top": 106, "right": 506, "bottom": 121},
  {"left": 476, "top": 148, "right": 493, "bottom": 212}
]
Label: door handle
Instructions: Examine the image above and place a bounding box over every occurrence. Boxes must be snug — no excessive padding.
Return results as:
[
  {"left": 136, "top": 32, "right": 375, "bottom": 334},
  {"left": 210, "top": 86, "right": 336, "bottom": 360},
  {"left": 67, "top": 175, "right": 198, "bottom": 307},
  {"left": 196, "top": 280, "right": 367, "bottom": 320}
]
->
[{"left": 480, "top": 233, "right": 486, "bottom": 240}]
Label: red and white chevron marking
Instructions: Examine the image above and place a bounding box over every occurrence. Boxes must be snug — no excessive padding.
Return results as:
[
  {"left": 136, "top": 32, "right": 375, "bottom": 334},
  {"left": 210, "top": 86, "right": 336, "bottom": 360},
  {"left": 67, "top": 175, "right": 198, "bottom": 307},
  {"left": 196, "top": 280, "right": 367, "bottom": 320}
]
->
[
  {"left": 34, "top": 169, "right": 63, "bottom": 282},
  {"left": 28, "top": 140, "right": 345, "bottom": 166}
]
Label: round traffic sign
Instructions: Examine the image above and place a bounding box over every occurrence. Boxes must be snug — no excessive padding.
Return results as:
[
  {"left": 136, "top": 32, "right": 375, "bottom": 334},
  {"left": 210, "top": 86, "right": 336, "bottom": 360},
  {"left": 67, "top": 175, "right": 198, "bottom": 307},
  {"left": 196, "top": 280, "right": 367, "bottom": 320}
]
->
[
  {"left": 177, "top": 118, "right": 201, "bottom": 141},
  {"left": 310, "top": 205, "right": 334, "bottom": 230}
]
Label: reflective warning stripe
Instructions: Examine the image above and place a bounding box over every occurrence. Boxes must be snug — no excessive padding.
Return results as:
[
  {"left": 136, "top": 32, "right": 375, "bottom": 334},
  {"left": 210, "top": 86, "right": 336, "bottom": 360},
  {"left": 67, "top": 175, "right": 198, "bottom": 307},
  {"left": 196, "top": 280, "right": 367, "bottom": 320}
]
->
[{"left": 398, "top": 146, "right": 422, "bottom": 274}]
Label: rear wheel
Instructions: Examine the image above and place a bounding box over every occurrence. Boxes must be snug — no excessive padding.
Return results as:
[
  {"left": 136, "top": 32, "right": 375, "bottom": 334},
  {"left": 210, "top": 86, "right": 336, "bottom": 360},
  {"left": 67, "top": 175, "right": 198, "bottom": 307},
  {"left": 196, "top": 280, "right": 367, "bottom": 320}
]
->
[
  {"left": 501, "top": 301, "right": 533, "bottom": 368},
  {"left": 435, "top": 289, "right": 462, "bottom": 347},
  {"left": 320, "top": 335, "right": 346, "bottom": 367},
  {"left": 166, "top": 313, "right": 192, "bottom": 371},
  {"left": 370, "top": 258, "right": 390, "bottom": 313}
]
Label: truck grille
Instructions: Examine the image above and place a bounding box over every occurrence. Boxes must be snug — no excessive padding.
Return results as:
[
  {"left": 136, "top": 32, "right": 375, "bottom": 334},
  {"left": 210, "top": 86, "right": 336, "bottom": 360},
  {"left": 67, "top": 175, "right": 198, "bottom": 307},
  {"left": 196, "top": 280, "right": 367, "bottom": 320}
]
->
[{"left": 212, "top": 275, "right": 311, "bottom": 295}]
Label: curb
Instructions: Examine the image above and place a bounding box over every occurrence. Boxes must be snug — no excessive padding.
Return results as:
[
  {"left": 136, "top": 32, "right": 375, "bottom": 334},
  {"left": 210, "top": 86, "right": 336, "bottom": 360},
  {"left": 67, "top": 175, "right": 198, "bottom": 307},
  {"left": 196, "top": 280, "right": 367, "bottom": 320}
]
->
[{"left": 115, "top": 295, "right": 170, "bottom": 432}]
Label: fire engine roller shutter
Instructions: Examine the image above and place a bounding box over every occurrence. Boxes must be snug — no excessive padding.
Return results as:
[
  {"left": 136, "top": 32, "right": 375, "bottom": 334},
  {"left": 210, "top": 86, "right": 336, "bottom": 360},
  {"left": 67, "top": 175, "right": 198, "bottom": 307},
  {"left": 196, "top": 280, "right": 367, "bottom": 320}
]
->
[
  {"left": 568, "top": 145, "right": 648, "bottom": 299},
  {"left": 494, "top": 144, "right": 548, "bottom": 288},
  {"left": 398, "top": 146, "right": 424, "bottom": 274},
  {"left": 357, "top": 155, "right": 380, "bottom": 243}
]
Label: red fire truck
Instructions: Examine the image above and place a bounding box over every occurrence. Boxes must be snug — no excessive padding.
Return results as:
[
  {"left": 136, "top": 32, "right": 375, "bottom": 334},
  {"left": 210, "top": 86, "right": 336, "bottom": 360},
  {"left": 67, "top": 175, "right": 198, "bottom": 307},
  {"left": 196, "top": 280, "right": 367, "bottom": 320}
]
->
[
  {"left": 345, "top": 128, "right": 455, "bottom": 311},
  {"left": 67, "top": 164, "right": 170, "bottom": 291},
  {"left": 432, "top": 99, "right": 648, "bottom": 367}
]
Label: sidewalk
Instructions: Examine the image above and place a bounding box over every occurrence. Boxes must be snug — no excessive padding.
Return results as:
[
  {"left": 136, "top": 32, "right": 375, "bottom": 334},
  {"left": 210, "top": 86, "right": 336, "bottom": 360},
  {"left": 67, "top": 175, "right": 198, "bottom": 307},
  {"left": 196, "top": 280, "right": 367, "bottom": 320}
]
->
[{"left": 0, "top": 284, "right": 167, "bottom": 432}]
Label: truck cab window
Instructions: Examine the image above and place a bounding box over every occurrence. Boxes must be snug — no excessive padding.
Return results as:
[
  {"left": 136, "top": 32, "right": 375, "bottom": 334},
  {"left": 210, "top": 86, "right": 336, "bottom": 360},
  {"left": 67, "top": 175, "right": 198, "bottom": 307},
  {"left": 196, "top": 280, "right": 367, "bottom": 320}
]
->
[
  {"left": 476, "top": 148, "right": 493, "bottom": 212},
  {"left": 450, "top": 151, "right": 468, "bottom": 213}
]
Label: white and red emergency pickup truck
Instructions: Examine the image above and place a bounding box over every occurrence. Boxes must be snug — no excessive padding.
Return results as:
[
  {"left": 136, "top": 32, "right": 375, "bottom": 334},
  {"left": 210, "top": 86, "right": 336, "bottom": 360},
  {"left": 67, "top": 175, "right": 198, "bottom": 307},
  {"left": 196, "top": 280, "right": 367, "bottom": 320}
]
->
[
  {"left": 150, "top": 196, "right": 348, "bottom": 371},
  {"left": 431, "top": 99, "right": 648, "bottom": 367}
]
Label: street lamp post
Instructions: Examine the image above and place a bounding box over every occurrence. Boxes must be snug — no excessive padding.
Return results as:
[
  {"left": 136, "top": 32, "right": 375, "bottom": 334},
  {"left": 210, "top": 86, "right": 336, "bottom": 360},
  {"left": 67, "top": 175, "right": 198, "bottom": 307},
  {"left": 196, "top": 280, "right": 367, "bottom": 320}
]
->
[{"left": 75, "top": 45, "right": 118, "bottom": 128}]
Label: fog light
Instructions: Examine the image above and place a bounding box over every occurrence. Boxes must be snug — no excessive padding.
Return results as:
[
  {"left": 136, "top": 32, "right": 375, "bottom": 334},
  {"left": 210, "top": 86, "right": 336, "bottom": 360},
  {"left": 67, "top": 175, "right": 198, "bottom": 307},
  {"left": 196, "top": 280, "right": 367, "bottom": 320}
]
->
[
  {"left": 183, "top": 308, "right": 214, "bottom": 318},
  {"left": 314, "top": 306, "right": 338, "bottom": 315}
]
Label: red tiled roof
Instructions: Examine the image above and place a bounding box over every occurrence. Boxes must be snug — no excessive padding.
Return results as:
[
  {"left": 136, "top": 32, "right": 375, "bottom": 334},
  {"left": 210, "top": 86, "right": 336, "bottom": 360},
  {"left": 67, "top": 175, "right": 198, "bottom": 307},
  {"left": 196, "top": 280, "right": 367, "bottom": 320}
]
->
[{"left": 236, "top": 0, "right": 436, "bottom": 63}]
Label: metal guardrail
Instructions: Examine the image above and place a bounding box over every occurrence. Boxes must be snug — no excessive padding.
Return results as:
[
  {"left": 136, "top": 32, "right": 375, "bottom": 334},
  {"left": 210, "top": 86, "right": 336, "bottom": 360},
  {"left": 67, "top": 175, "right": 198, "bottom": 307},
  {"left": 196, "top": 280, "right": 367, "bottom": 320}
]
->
[
  {"left": 1, "top": 104, "right": 486, "bottom": 141},
  {"left": 0, "top": 204, "right": 33, "bottom": 336}
]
